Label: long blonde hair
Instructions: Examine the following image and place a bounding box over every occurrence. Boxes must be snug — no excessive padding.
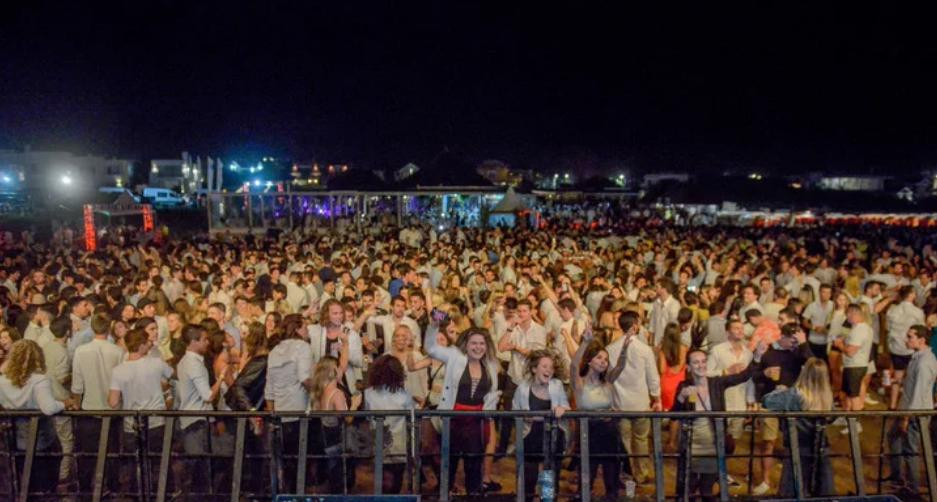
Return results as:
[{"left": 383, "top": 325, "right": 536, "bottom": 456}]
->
[
  {"left": 310, "top": 356, "right": 340, "bottom": 408},
  {"left": 794, "top": 358, "right": 833, "bottom": 411},
  {"left": 3, "top": 340, "right": 46, "bottom": 388}
]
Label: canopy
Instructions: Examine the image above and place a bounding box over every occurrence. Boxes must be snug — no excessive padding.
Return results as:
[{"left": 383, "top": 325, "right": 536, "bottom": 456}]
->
[{"left": 490, "top": 187, "right": 528, "bottom": 213}]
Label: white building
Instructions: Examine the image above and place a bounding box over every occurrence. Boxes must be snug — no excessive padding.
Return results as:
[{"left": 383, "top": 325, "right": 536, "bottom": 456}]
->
[
  {"left": 816, "top": 175, "right": 888, "bottom": 191},
  {"left": 0, "top": 148, "right": 133, "bottom": 201},
  {"left": 642, "top": 172, "right": 690, "bottom": 187}
]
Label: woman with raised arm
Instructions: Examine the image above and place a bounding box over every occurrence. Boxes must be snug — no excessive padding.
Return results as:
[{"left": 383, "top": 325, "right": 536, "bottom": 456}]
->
[
  {"left": 423, "top": 313, "right": 501, "bottom": 496},
  {"left": 570, "top": 324, "right": 625, "bottom": 499}
]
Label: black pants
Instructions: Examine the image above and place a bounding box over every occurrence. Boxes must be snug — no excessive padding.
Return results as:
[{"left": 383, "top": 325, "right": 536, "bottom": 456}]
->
[
  {"left": 279, "top": 419, "right": 318, "bottom": 493},
  {"left": 498, "top": 377, "right": 518, "bottom": 453},
  {"left": 382, "top": 463, "right": 406, "bottom": 494},
  {"left": 75, "top": 416, "right": 121, "bottom": 495},
  {"left": 523, "top": 424, "right": 565, "bottom": 498},
  {"left": 588, "top": 419, "right": 620, "bottom": 497},
  {"left": 450, "top": 416, "right": 487, "bottom": 495},
  {"left": 15, "top": 417, "right": 61, "bottom": 497},
  {"left": 809, "top": 342, "right": 829, "bottom": 363},
  {"left": 119, "top": 425, "right": 164, "bottom": 495},
  {"left": 688, "top": 472, "right": 718, "bottom": 501}
]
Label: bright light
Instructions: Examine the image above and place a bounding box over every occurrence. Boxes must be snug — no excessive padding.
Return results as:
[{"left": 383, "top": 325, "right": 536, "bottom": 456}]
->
[
  {"left": 249, "top": 167, "right": 256, "bottom": 173},
  {"left": 151, "top": 165, "right": 159, "bottom": 174},
  {"left": 564, "top": 173, "right": 570, "bottom": 179},
  {"left": 61, "top": 175, "right": 72, "bottom": 185},
  {"left": 230, "top": 163, "right": 238, "bottom": 171},
  {"left": 265, "top": 181, "right": 273, "bottom": 187},
  {"left": 253, "top": 179, "right": 261, "bottom": 186},
  {"left": 1, "top": 175, "right": 10, "bottom": 183},
  {"left": 257, "top": 164, "right": 263, "bottom": 171}
]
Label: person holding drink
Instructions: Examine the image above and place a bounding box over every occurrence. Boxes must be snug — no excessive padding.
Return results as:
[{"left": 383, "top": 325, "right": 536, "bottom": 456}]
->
[{"left": 672, "top": 340, "right": 767, "bottom": 500}]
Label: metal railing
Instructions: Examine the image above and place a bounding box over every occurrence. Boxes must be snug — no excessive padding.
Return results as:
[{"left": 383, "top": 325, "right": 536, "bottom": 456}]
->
[{"left": 1, "top": 408, "right": 935, "bottom": 501}]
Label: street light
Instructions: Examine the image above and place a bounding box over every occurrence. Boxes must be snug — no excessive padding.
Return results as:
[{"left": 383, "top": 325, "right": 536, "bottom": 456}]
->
[{"left": 61, "top": 175, "right": 72, "bottom": 185}]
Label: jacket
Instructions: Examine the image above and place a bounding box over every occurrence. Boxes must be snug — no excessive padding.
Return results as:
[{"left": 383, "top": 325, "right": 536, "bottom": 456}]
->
[
  {"left": 424, "top": 324, "right": 501, "bottom": 410},
  {"left": 671, "top": 360, "right": 761, "bottom": 413},
  {"left": 225, "top": 354, "right": 268, "bottom": 411},
  {"left": 513, "top": 378, "right": 570, "bottom": 438}
]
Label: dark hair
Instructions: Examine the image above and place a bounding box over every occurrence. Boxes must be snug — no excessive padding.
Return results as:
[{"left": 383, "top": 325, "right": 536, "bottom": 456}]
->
[
  {"left": 579, "top": 340, "right": 608, "bottom": 381},
  {"left": 617, "top": 310, "right": 640, "bottom": 334},
  {"left": 367, "top": 354, "right": 405, "bottom": 393},
  {"left": 281, "top": 313, "right": 306, "bottom": 340},
  {"left": 49, "top": 316, "right": 71, "bottom": 339},
  {"left": 182, "top": 324, "right": 206, "bottom": 346},
  {"left": 909, "top": 324, "right": 931, "bottom": 345}
]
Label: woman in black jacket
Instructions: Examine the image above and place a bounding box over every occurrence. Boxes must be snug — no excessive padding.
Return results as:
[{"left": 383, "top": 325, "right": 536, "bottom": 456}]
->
[
  {"left": 671, "top": 342, "right": 766, "bottom": 501},
  {"left": 225, "top": 322, "right": 269, "bottom": 495}
]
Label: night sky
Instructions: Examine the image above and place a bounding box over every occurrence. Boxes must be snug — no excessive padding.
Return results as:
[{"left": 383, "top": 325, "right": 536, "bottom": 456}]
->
[{"left": 1, "top": 2, "right": 936, "bottom": 175}]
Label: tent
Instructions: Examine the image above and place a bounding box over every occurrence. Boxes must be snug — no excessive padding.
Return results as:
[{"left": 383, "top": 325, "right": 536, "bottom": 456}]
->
[{"left": 488, "top": 187, "right": 530, "bottom": 227}]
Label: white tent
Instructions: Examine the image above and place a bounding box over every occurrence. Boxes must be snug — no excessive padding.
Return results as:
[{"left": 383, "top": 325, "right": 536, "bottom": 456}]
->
[{"left": 490, "top": 187, "right": 528, "bottom": 213}]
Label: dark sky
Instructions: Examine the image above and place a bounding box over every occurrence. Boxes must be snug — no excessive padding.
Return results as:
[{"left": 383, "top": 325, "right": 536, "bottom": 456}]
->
[{"left": 1, "top": 2, "right": 936, "bottom": 174}]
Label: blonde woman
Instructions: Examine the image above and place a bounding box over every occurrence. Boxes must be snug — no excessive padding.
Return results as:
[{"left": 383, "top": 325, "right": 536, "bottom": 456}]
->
[
  {"left": 310, "top": 356, "right": 351, "bottom": 494},
  {"left": 826, "top": 290, "right": 850, "bottom": 400},
  {"left": 0, "top": 340, "right": 74, "bottom": 494},
  {"left": 762, "top": 358, "right": 834, "bottom": 497}
]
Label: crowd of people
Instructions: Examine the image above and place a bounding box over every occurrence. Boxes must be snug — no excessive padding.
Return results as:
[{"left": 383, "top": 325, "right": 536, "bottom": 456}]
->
[{"left": 1, "top": 221, "right": 937, "bottom": 500}]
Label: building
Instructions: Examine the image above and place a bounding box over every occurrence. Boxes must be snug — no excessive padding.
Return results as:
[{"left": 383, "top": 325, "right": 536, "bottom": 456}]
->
[
  {"left": 0, "top": 148, "right": 134, "bottom": 203},
  {"left": 815, "top": 175, "right": 890, "bottom": 191},
  {"left": 641, "top": 172, "right": 690, "bottom": 188}
]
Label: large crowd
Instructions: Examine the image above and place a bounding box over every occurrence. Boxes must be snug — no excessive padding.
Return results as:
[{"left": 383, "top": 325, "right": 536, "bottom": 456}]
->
[{"left": 2, "top": 222, "right": 937, "bottom": 500}]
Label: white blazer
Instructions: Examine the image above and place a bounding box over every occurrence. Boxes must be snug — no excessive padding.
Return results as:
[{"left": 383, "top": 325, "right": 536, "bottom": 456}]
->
[
  {"left": 308, "top": 324, "right": 364, "bottom": 395},
  {"left": 512, "top": 378, "right": 570, "bottom": 438},
  {"left": 424, "top": 325, "right": 501, "bottom": 410}
]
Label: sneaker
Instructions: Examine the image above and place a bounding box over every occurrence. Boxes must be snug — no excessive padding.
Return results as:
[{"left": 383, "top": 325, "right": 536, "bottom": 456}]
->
[
  {"left": 876, "top": 387, "right": 887, "bottom": 396},
  {"left": 866, "top": 395, "right": 879, "bottom": 405},
  {"left": 727, "top": 475, "right": 744, "bottom": 487},
  {"left": 752, "top": 481, "right": 771, "bottom": 496},
  {"left": 841, "top": 422, "right": 863, "bottom": 435},
  {"left": 831, "top": 417, "right": 848, "bottom": 427}
]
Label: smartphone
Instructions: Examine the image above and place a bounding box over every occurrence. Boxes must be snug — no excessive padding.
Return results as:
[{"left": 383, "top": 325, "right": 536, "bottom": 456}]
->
[{"left": 431, "top": 307, "right": 450, "bottom": 324}]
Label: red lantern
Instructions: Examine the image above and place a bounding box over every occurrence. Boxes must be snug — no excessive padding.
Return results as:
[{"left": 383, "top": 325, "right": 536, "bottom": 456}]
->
[{"left": 142, "top": 204, "right": 154, "bottom": 232}]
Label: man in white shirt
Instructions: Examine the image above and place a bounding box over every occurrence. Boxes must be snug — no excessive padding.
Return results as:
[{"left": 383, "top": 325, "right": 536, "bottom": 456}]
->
[
  {"left": 834, "top": 304, "right": 874, "bottom": 432},
  {"left": 803, "top": 284, "right": 834, "bottom": 361},
  {"left": 738, "top": 285, "right": 765, "bottom": 336},
  {"left": 23, "top": 303, "right": 54, "bottom": 347},
  {"left": 607, "top": 311, "right": 661, "bottom": 484},
  {"left": 71, "top": 313, "right": 125, "bottom": 494},
  {"left": 497, "top": 299, "right": 547, "bottom": 454},
  {"left": 108, "top": 329, "right": 173, "bottom": 492},
  {"left": 138, "top": 298, "right": 171, "bottom": 360},
  {"left": 45, "top": 316, "right": 75, "bottom": 488},
  {"left": 371, "top": 296, "right": 421, "bottom": 353},
  {"left": 886, "top": 286, "right": 925, "bottom": 410},
  {"left": 285, "top": 271, "right": 309, "bottom": 313},
  {"left": 177, "top": 324, "right": 227, "bottom": 493},
  {"left": 707, "top": 319, "right": 754, "bottom": 442},
  {"left": 650, "top": 278, "right": 680, "bottom": 347}
]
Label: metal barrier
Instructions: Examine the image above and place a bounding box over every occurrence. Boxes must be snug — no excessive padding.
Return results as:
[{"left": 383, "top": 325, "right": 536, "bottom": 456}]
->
[{"left": 1, "top": 409, "right": 936, "bottom": 501}]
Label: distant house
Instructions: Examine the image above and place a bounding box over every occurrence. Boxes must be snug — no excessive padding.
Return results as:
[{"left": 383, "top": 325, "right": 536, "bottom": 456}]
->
[{"left": 815, "top": 175, "right": 890, "bottom": 191}]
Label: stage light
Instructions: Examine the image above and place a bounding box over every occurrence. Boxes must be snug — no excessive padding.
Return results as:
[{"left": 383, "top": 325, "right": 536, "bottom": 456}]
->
[{"left": 61, "top": 175, "right": 73, "bottom": 185}]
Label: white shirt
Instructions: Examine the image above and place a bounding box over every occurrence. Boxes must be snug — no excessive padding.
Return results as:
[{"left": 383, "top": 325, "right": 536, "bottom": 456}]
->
[
  {"left": 606, "top": 335, "right": 660, "bottom": 411},
  {"left": 110, "top": 356, "right": 173, "bottom": 432},
  {"left": 844, "top": 322, "right": 874, "bottom": 368},
  {"left": 650, "top": 295, "right": 681, "bottom": 347},
  {"left": 71, "top": 338, "right": 124, "bottom": 410},
  {"left": 24, "top": 322, "right": 53, "bottom": 347},
  {"left": 176, "top": 351, "right": 215, "bottom": 429},
  {"left": 364, "top": 387, "right": 415, "bottom": 460},
  {"left": 371, "top": 314, "right": 422, "bottom": 353},
  {"left": 707, "top": 341, "right": 753, "bottom": 410},
  {"left": 286, "top": 281, "right": 308, "bottom": 313},
  {"left": 887, "top": 301, "right": 925, "bottom": 357},
  {"left": 803, "top": 300, "right": 834, "bottom": 345},
  {"left": 507, "top": 321, "right": 548, "bottom": 384},
  {"left": 264, "top": 338, "right": 313, "bottom": 422},
  {"left": 0, "top": 373, "right": 64, "bottom": 415},
  {"left": 41, "top": 339, "right": 70, "bottom": 401}
]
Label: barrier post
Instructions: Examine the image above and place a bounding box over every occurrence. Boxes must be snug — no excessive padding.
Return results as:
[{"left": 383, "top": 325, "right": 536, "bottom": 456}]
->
[
  {"left": 440, "top": 416, "right": 450, "bottom": 501},
  {"left": 516, "top": 416, "right": 525, "bottom": 502},
  {"left": 579, "top": 417, "right": 590, "bottom": 501},
  {"left": 786, "top": 417, "right": 805, "bottom": 499},
  {"left": 714, "top": 417, "right": 729, "bottom": 502},
  {"left": 156, "top": 416, "right": 175, "bottom": 502},
  {"left": 917, "top": 416, "right": 937, "bottom": 502},
  {"left": 92, "top": 416, "right": 113, "bottom": 502},
  {"left": 230, "top": 417, "right": 246, "bottom": 502},
  {"left": 374, "top": 416, "right": 384, "bottom": 495},
  {"left": 17, "top": 416, "right": 38, "bottom": 502},
  {"left": 651, "top": 416, "right": 665, "bottom": 502},
  {"left": 847, "top": 417, "right": 866, "bottom": 496},
  {"left": 296, "top": 417, "right": 308, "bottom": 494}
]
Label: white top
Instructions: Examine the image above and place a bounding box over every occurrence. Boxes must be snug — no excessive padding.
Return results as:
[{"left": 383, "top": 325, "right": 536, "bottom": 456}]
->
[
  {"left": 0, "top": 373, "right": 64, "bottom": 415},
  {"left": 803, "top": 300, "right": 834, "bottom": 345},
  {"left": 110, "top": 356, "right": 173, "bottom": 432},
  {"left": 650, "top": 295, "right": 681, "bottom": 347},
  {"left": 371, "top": 314, "right": 422, "bottom": 353},
  {"left": 707, "top": 341, "right": 754, "bottom": 410},
  {"left": 858, "top": 295, "right": 883, "bottom": 344},
  {"left": 606, "top": 335, "right": 660, "bottom": 411},
  {"left": 40, "top": 340, "right": 70, "bottom": 401},
  {"left": 71, "top": 338, "right": 124, "bottom": 411},
  {"left": 512, "top": 378, "right": 570, "bottom": 438},
  {"left": 264, "top": 338, "right": 313, "bottom": 422},
  {"left": 844, "top": 322, "right": 874, "bottom": 368},
  {"left": 506, "top": 321, "right": 547, "bottom": 384},
  {"left": 887, "top": 300, "right": 926, "bottom": 357},
  {"left": 23, "top": 323, "right": 52, "bottom": 347},
  {"left": 424, "top": 325, "right": 501, "bottom": 411},
  {"left": 364, "top": 387, "right": 415, "bottom": 461},
  {"left": 176, "top": 351, "right": 215, "bottom": 429},
  {"left": 308, "top": 325, "right": 364, "bottom": 395}
]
